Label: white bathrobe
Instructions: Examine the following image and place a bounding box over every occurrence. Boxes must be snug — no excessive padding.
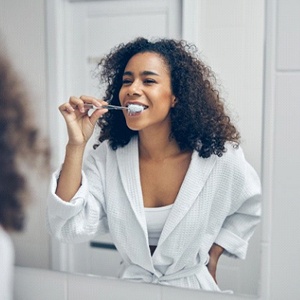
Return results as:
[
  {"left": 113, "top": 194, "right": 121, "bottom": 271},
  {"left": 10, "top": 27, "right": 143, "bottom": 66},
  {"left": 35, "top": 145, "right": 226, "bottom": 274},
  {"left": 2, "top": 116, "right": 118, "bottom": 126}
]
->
[
  {"left": 47, "top": 136, "right": 261, "bottom": 291},
  {"left": 0, "top": 226, "right": 14, "bottom": 300}
]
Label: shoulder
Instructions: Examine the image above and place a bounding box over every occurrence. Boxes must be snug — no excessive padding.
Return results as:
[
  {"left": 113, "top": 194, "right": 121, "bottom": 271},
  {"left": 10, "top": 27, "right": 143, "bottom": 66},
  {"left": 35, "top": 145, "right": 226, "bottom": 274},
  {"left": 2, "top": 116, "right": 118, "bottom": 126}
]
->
[
  {"left": 86, "top": 140, "right": 112, "bottom": 161},
  {"left": 220, "top": 143, "right": 261, "bottom": 193},
  {"left": 0, "top": 226, "right": 14, "bottom": 265},
  {"left": 0, "top": 227, "right": 14, "bottom": 299},
  {"left": 84, "top": 137, "right": 137, "bottom": 168},
  {"left": 215, "top": 143, "right": 260, "bottom": 184},
  {"left": 83, "top": 140, "right": 112, "bottom": 175},
  {"left": 216, "top": 143, "right": 246, "bottom": 168}
]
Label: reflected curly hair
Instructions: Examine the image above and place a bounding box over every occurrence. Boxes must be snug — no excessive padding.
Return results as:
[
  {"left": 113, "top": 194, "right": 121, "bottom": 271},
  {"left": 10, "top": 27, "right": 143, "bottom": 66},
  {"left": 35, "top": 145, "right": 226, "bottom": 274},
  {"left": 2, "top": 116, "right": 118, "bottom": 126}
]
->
[
  {"left": 96, "top": 37, "right": 240, "bottom": 158},
  {"left": 0, "top": 48, "right": 49, "bottom": 231}
]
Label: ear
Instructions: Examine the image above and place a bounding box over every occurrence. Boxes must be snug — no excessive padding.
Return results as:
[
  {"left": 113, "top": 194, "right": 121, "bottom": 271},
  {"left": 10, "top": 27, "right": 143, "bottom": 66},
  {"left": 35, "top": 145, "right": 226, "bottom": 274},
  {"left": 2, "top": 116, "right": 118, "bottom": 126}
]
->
[{"left": 171, "top": 96, "right": 177, "bottom": 107}]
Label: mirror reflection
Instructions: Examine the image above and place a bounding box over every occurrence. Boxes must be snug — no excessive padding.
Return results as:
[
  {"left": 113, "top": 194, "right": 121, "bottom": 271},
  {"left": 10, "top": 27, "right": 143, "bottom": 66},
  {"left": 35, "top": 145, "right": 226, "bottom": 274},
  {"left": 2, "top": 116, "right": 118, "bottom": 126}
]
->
[
  {"left": 0, "top": 0, "right": 265, "bottom": 297},
  {"left": 47, "top": 36, "right": 261, "bottom": 293}
]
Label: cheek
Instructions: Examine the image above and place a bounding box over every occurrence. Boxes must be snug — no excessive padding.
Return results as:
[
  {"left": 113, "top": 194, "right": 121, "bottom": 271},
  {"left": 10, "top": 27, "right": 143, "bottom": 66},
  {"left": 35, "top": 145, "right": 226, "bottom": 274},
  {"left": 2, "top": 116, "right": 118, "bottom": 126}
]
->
[
  {"left": 159, "top": 90, "right": 175, "bottom": 107},
  {"left": 119, "top": 88, "right": 125, "bottom": 101}
]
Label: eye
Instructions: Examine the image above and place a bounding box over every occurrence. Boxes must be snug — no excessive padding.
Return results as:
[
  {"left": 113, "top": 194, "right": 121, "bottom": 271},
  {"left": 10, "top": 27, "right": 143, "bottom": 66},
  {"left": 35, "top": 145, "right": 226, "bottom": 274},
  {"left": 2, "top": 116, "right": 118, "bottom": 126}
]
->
[
  {"left": 122, "top": 78, "right": 132, "bottom": 85},
  {"left": 144, "top": 78, "right": 156, "bottom": 84}
]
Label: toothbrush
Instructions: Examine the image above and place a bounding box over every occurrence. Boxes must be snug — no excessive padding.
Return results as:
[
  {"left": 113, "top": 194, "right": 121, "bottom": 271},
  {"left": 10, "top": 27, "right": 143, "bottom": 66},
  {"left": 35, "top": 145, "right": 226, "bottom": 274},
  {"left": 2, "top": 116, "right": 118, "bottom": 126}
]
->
[
  {"left": 83, "top": 103, "right": 144, "bottom": 114},
  {"left": 84, "top": 103, "right": 125, "bottom": 110}
]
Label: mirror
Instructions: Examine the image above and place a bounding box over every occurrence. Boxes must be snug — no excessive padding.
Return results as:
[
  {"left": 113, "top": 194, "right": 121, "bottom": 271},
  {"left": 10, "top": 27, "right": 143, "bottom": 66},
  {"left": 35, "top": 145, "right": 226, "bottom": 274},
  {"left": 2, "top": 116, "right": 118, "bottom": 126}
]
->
[
  {"left": 47, "top": 0, "right": 265, "bottom": 296},
  {"left": 1, "top": 0, "right": 264, "bottom": 297}
]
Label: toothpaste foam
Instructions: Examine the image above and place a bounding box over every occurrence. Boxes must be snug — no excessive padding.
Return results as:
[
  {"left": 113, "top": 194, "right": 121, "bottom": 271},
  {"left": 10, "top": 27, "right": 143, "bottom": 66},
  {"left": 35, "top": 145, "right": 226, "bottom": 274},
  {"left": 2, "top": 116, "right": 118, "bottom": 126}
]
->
[{"left": 127, "top": 104, "right": 144, "bottom": 114}]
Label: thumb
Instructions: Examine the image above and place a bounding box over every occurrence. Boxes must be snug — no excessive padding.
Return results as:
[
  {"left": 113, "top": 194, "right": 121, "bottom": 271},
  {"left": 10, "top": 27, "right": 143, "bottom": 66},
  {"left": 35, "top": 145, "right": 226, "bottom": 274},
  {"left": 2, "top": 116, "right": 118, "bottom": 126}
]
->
[{"left": 89, "top": 109, "right": 108, "bottom": 127}]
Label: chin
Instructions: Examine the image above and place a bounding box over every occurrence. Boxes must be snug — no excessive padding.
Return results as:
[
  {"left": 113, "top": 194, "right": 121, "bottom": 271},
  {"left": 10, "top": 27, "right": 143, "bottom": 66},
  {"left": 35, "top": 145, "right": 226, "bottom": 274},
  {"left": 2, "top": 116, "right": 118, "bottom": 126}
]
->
[
  {"left": 125, "top": 121, "right": 141, "bottom": 131},
  {"left": 127, "top": 125, "right": 141, "bottom": 131}
]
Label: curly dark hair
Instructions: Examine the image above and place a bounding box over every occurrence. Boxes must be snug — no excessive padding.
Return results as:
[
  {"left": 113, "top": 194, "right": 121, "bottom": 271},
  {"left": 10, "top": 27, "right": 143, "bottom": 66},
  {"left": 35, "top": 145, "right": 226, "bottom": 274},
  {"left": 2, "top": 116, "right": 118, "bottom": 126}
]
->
[
  {"left": 95, "top": 37, "right": 240, "bottom": 158},
  {"left": 0, "top": 47, "right": 49, "bottom": 231}
]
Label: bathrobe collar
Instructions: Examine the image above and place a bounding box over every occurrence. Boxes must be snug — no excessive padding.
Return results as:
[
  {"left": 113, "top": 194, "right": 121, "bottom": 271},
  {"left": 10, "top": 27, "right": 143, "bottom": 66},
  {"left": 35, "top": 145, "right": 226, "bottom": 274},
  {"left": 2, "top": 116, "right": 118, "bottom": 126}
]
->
[
  {"left": 158, "top": 149, "right": 217, "bottom": 246},
  {"left": 116, "top": 136, "right": 147, "bottom": 234},
  {"left": 116, "top": 136, "right": 217, "bottom": 254}
]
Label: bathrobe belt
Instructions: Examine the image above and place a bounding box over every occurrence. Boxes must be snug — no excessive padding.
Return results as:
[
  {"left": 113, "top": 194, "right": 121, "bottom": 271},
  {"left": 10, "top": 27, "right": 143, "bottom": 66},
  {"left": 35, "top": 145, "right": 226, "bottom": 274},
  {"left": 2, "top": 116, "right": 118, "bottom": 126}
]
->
[{"left": 121, "top": 263, "right": 206, "bottom": 285}]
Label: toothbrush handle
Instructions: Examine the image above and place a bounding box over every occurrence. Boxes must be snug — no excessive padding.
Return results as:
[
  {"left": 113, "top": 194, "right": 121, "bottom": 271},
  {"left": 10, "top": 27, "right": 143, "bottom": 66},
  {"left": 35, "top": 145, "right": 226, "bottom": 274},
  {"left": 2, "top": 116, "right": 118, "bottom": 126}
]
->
[
  {"left": 84, "top": 104, "right": 127, "bottom": 110},
  {"left": 104, "top": 105, "right": 127, "bottom": 110}
]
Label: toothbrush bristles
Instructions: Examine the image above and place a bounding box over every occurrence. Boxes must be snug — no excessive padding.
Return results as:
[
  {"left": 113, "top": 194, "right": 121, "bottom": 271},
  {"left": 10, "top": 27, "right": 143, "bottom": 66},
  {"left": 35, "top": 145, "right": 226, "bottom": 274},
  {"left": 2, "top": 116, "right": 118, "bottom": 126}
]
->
[{"left": 127, "top": 104, "right": 144, "bottom": 114}]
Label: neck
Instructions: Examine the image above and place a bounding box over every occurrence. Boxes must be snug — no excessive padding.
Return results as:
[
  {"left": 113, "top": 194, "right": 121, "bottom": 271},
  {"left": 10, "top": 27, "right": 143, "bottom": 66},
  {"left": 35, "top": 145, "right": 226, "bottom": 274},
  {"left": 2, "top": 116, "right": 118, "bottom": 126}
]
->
[{"left": 138, "top": 129, "right": 181, "bottom": 161}]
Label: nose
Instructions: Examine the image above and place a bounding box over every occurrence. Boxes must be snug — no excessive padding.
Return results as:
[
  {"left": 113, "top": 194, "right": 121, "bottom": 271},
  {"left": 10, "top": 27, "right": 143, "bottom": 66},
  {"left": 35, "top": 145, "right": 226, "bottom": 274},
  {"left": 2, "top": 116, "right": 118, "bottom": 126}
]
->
[{"left": 127, "top": 80, "right": 141, "bottom": 97}]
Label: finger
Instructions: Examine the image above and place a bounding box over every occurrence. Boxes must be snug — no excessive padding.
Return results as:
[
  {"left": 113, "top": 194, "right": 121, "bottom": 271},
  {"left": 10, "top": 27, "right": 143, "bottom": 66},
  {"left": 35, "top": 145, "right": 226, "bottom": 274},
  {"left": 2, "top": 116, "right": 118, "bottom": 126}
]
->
[
  {"left": 69, "top": 96, "right": 87, "bottom": 113},
  {"left": 59, "top": 102, "right": 75, "bottom": 114},
  {"left": 89, "top": 108, "right": 108, "bottom": 126},
  {"left": 80, "top": 95, "right": 108, "bottom": 108}
]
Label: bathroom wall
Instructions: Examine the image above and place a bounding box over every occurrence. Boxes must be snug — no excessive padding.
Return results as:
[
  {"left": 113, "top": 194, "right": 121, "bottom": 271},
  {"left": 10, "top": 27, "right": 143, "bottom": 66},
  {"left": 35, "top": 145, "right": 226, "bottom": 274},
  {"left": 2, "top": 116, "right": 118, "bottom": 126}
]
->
[
  {"left": 193, "top": 0, "right": 264, "bottom": 294},
  {"left": 264, "top": 0, "right": 300, "bottom": 298}
]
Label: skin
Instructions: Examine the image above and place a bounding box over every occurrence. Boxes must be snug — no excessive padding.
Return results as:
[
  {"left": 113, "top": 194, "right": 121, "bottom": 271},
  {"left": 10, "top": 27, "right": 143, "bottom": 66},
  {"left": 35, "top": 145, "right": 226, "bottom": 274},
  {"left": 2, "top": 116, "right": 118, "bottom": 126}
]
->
[
  {"left": 119, "top": 52, "right": 191, "bottom": 208},
  {"left": 56, "top": 95, "right": 108, "bottom": 200},
  {"left": 119, "top": 52, "right": 176, "bottom": 133},
  {"left": 56, "top": 51, "right": 223, "bottom": 282}
]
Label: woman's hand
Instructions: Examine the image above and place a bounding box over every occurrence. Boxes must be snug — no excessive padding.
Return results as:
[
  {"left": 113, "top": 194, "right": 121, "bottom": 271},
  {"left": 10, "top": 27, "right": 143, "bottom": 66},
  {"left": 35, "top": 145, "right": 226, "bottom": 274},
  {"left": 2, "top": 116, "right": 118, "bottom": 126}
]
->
[
  {"left": 56, "top": 95, "right": 108, "bottom": 201},
  {"left": 59, "top": 95, "right": 108, "bottom": 146},
  {"left": 207, "top": 243, "right": 224, "bottom": 283}
]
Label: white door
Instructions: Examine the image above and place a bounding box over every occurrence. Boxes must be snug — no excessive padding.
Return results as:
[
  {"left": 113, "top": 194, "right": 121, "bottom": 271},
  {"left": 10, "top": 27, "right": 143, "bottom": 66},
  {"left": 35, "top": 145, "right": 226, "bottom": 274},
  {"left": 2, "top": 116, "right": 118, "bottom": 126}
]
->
[{"left": 50, "top": 0, "right": 182, "bottom": 277}]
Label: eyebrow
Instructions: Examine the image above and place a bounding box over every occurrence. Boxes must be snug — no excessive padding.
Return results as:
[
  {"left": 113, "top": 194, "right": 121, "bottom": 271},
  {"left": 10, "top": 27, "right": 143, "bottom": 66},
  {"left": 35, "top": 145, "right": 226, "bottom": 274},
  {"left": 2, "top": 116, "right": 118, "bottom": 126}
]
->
[{"left": 122, "top": 70, "right": 160, "bottom": 77}]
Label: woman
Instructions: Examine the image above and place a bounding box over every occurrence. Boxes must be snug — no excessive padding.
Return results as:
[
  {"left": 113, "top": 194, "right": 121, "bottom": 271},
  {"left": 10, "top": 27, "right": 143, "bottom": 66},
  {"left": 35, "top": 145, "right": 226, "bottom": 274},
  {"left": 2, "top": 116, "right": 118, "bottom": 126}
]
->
[
  {"left": 0, "top": 44, "right": 49, "bottom": 299},
  {"left": 47, "top": 37, "right": 261, "bottom": 292}
]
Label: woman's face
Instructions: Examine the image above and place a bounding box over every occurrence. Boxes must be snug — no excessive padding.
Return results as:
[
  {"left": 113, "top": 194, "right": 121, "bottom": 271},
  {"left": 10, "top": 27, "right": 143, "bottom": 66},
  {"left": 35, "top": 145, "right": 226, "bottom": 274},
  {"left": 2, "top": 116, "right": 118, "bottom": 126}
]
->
[{"left": 119, "top": 52, "right": 176, "bottom": 132}]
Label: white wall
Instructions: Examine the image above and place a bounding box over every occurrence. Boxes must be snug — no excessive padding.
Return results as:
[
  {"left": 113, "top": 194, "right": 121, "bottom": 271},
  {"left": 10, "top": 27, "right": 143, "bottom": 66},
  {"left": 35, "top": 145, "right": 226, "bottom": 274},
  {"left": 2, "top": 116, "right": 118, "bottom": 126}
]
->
[
  {"left": 192, "top": 1, "right": 264, "bottom": 295},
  {"left": 196, "top": 0, "right": 264, "bottom": 174},
  {"left": 264, "top": 0, "right": 300, "bottom": 298}
]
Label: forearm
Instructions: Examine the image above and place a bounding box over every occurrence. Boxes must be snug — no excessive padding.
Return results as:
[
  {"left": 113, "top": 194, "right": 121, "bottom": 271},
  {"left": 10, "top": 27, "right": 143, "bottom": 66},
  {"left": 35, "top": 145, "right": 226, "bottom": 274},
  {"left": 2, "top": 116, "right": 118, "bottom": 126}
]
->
[
  {"left": 209, "top": 243, "right": 224, "bottom": 261},
  {"left": 207, "top": 243, "right": 224, "bottom": 283},
  {"left": 55, "top": 144, "right": 86, "bottom": 201}
]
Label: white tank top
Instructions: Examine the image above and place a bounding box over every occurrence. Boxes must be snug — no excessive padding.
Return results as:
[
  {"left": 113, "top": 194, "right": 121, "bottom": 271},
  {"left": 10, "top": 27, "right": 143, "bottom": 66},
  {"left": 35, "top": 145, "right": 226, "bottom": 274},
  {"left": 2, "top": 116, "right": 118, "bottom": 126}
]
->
[{"left": 144, "top": 204, "right": 173, "bottom": 246}]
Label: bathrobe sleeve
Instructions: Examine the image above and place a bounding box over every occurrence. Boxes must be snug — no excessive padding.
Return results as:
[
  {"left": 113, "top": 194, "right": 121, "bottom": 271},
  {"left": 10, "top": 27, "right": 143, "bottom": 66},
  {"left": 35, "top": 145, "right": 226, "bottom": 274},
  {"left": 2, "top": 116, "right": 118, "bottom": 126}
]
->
[
  {"left": 214, "top": 146, "right": 262, "bottom": 259},
  {"left": 47, "top": 144, "right": 109, "bottom": 243}
]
